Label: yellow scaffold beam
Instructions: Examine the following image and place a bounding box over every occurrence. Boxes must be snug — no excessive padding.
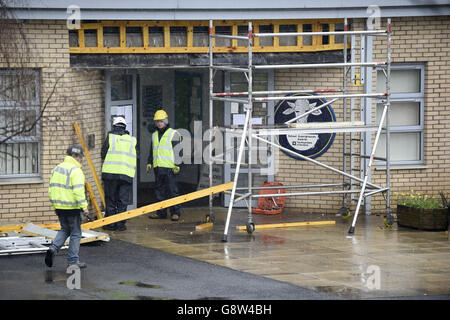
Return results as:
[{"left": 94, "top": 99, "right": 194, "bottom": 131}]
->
[
  {"left": 236, "top": 220, "right": 335, "bottom": 231},
  {"left": 81, "top": 182, "right": 234, "bottom": 230},
  {"left": 74, "top": 122, "right": 106, "bottom": 208}
]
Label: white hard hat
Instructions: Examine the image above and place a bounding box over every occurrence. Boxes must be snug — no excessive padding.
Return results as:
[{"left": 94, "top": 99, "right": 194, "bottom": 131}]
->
[{"left": 113, "top": 116, "right": 127, "bottom": 127}]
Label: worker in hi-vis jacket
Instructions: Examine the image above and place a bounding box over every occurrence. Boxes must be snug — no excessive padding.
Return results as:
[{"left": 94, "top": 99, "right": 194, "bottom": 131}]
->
[
  {"left": 101, "top": 116, "right": 137, "bottom": 231},
  {"left": 146, "top": 109, "right": 182, "bottom": 221},
  {"left": 46, "top": 144, "right": 89, "bottom": 269}
]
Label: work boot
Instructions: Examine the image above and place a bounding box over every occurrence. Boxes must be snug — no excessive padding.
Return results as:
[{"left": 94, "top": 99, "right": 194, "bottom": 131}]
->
[
  {"left": 45, "top": 247, "right": 56, "bottom": 268},
  {"left": 102, "top": 224, "right": 117, "bottom": 231},
  {"left": 148, "top": 212, "right": 167, "bottom": 219},
  {"left": 171, "top": 214, "right": 179, "bottom": 221},
  {"left": 68, "top": 262, "right": 87, "bottom": 269},
  {"left": 116, "top": 224, "right": 127, "bottom": 231}
]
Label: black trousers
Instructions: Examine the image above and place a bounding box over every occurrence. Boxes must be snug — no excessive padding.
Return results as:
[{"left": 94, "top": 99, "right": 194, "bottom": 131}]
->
[
  {"left": 154, "top": 167, "right": 180, "bottom": 217},
  {"left": 104, "top": 179, "right": 132, "bottom": 227}
]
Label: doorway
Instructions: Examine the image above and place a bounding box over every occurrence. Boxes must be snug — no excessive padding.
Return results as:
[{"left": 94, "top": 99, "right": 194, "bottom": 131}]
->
[
  {"left": 105, "top": 70, "right": 138, "bottom": 210},
  {"left": 137, "top": 69, "right": 222, "bottom": 207}
]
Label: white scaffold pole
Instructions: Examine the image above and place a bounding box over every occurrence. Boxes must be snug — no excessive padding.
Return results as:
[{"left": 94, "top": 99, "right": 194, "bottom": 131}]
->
[
  {"left": 348, "top": 104, "right": 388, "bottom": 234},
  {"left": 208, "top": 20, "right": 214, "bottom": 222},
  {"left": 247, "top": 22, "right": 254, "bottom": 232},
  {"left": 222, "top": 107, "right": 252, "bottom": 242}
]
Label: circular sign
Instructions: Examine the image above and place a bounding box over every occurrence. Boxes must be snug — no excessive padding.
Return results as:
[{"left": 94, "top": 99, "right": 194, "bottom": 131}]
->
[{"left": 274, "top": 93, "right": 336, "bottom": 160}]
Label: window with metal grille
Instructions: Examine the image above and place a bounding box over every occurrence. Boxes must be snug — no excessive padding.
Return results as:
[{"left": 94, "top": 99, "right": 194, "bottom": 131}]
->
[{"left": 0, "top": 69, "right": 40, "bottom": 177}]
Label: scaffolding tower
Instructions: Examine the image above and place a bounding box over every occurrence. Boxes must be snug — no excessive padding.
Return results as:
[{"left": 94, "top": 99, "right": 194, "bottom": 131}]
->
[{"left": 208, "top": 19, "right": 392, "bottom": 242}]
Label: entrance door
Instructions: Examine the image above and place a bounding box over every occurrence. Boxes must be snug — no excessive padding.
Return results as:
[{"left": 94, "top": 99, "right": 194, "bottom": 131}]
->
[
  {"left": 174, "top": 71, "right": 205, "bottom": 202},
  {"left": 224, "top": 71, "right": 275, "bottom": 207},
  {"left": 105, "top": 70, "right": 138, "bottom": 210}
]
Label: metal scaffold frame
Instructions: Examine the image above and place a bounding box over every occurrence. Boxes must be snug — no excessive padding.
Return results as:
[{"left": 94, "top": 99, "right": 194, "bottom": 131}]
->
[{"left": 208, "top": 19, "right": 392, "bottom": 241}]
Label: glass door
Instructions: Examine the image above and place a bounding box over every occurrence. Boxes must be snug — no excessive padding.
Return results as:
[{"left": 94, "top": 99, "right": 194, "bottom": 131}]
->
[{"left": 105, "top": 70, "right": 138, "bottom": 210}]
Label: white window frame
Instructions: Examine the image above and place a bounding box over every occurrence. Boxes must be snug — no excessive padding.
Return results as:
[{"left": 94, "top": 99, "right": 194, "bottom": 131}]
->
[
  {"left": 0, "top": 69, "right": 41, "bottom": 180},
  {"left": 375, "top": 63, "right": 425, "bottom": 166}
]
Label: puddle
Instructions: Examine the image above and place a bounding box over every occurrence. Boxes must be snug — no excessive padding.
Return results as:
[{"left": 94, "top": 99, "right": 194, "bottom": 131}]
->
[{"left": 119, "top": 281, "right": 162, "bottom": 289}]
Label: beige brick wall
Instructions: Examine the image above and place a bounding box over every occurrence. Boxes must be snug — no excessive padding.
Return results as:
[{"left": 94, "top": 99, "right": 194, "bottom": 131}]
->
[
  {"left": 0, "top": 20, "right": 104, "bottom": 224},
  {"left": 370, "top": 16, "right": 450, "bottom": 212},
  {"left": 273, "top": 16, "right": 450, "bottom": 214}
]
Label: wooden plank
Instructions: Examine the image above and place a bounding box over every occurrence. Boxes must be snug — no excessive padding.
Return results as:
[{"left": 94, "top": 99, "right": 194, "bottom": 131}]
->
[
  {"left": 85, "top": 181, "right": 103, "bottom": 220},
  {"left": 236, "top": 220, "right": 335, "bottom": 231},
  {"left": 0, "top": 223, "right": 60, "bottom": 233},
  {"left": 195, "top": 222, "right": 213, "bottom": 231},
  {"left": 82, "top": 182, "right": 234, "bottom": 230},
  {"left": 73, "top": 122, "right": 106, "bottom": 208}
]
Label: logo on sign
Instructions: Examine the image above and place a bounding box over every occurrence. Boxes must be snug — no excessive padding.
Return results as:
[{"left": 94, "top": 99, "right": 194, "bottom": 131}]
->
[{"left": 274, "top": 93, "right": 336, "bottom": 160}]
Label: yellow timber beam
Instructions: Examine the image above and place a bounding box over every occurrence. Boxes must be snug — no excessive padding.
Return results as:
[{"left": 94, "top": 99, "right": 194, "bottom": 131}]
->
[
  {"left": 0, "top": 223, "right": 60, "bottom": 233},
  {"left": 69, "top": 19, "right": 348, "bottom": 54},
  {"left": 85, "top": 181, "right": 103, "bottom": 220},
  {"left": 74, "top": 122, "right": 106, "bottom": 208},
  {"left": 81, "top": 182, "right": 234, "bottom": 230},
  {"left": 236, "top": 220, "right": 335, "bottom": 231}
]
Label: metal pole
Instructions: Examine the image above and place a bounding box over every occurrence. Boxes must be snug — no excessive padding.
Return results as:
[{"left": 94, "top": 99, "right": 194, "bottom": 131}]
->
[
  {"left": 254, "top": 93, "right": 387, "bottom": 102},
  {"left": 285, "top": 98, "right": 338, "bottom": 124},
  {"left": 348, "top": 104, "right": 388, "bottom": 234},
  {"left": 254, "top": 62, "right": 387, "bottom": 70},
  {"left": 254, "top": 30, "right": 388, "bottom": 37},
  {"left": 222, "top": 107, "right": 251, "bottom": 242},
  {"left": 236, "top": 183, "right": 346, "bottom": 191},
  {"left": 342, "top": 18, "right": 348, "bottom": 210},
  {"left": 208, "top": 20, "right": 214, "bottom": 221},
  {"left": 247, "top": 22, "right": 254, "bottom": 230},
  {"left": 213, "top": 89, "right": 343, "bottom": 97},
  {"left": 386, "top": 18, "right": 392, "bottom": 219}
]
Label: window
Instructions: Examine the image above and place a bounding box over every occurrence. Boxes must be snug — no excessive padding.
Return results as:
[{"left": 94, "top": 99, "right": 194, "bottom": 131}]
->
[
  {"left": 0, "top": 69, "right": 40, "bottom": 177},
  {"left": 375, "top": 64, "right": 424, "bottom": 165}
]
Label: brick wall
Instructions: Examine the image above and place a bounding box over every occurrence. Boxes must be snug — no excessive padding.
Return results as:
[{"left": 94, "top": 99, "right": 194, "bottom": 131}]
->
[
  {"left": 0, "top": 20, "right": 104, "bottom": 224},
  {"left": 370, "top": 16, "right": 450, "bottom": 212}
]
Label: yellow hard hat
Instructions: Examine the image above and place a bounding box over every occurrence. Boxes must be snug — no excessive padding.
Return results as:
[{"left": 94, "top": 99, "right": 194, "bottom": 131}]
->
[{"left": 154, "top": 110, "right": 168, "bottom": 121}]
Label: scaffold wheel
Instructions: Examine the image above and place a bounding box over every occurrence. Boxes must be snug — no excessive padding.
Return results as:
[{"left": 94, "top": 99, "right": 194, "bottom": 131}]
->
[
  {"left": 246, "top": 223, "right": 255, "bottom": 234},
  {"left": 339, "top": 207, "right": 351, "bottom": 219}
]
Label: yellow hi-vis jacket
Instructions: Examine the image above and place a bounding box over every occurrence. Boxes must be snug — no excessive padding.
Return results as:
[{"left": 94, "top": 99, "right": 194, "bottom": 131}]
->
[
  {"left": 102, "top": 133, "right": 137, "bottom": 178},
  {"left": 152, "top": 128, "right": 179, "bottom": 168},
  {"left": 48, "top": 156, "right": 88, "bottom": 211}
]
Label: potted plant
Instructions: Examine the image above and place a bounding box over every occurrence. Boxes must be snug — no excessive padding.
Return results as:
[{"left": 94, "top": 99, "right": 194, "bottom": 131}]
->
[{"left": 396, "top": 190, "right": 449, "bottom": 231}]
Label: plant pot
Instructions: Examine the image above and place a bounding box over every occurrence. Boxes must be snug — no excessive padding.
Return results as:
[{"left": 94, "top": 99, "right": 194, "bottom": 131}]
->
[{"left": 397, "top": 204, "right": 449, "bottom": 231}]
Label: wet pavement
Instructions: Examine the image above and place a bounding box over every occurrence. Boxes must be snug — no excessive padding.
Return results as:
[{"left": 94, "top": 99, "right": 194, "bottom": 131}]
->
[
  {"left": 108, "top": 207, "right": 450, "bottom": 299},
  {"left": 0, "top": 237, "right": 335, "bottom": 300},
  {"left": 1, "top": 207, "right": 449, "bottom": 300}
]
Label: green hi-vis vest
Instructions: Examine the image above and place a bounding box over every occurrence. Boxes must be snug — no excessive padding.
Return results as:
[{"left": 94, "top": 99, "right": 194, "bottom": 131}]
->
[
  {"left": 152, "top": 128, "right": 179, "bottom": 168},
  {"left": 102, "top": 133, "right": 137, "bottom": 178},
  {"left": 48, "top": 156, "right": 88, "bottom": 211}
]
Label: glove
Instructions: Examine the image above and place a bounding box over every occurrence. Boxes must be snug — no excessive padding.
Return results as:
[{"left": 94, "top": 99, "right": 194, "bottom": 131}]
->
[
  {"left": 146, "top": 164, "right": 152, "bottom": 173},
  {"left": 172, "top": 166, "right": 180, "bottom": 174},
  {"left": 82, "top": 209, "right": 93, "bottom": 222}
]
